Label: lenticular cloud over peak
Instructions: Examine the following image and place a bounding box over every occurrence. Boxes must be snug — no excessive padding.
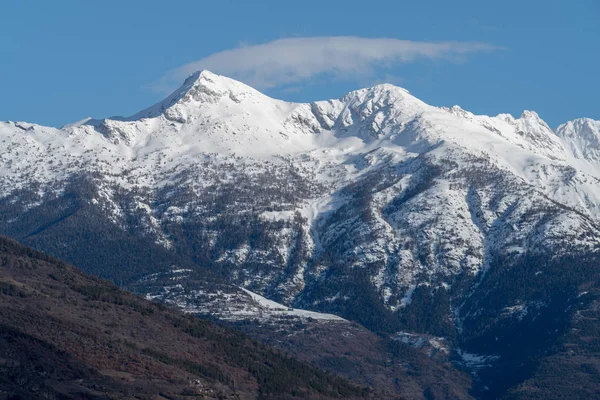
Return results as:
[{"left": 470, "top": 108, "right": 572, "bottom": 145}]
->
[{"left": 154, "top": 36, "right": 499, "bottom": 93}]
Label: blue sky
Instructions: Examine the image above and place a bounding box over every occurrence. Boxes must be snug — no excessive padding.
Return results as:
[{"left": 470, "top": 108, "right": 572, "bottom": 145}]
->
[{"left": 1, "top": 0, "right": 598, "bottom": 128}]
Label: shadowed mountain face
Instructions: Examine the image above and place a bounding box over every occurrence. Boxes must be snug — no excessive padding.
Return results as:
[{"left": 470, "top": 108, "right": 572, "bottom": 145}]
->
[
  {"left": 0, "top": 236, "right": 370, "bottom": 400},
  {"left": 2, "top": 71, "right": 600, "bottom": 398}
]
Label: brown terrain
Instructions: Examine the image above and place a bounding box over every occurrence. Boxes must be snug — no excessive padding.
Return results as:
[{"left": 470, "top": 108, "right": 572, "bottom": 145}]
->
[
  {"left": 0, "top": 236, "right": 371, "bottom": 400},
  {"left": 230, "top": 318, "right": 473, "bottom": 400}
]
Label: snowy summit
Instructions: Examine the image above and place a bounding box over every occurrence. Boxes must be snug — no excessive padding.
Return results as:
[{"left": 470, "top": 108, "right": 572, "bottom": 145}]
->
[{"left": 1, "top": 70, "right": 600, "bottom": 311}]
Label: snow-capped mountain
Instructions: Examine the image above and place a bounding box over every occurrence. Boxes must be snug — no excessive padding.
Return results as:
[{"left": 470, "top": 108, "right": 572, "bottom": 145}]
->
[
  {"left": 556, "top": 117, "right": 600, "bottom": 161},
  {"left": 3, "top": 70, "right": 600, "bottom": 395},
  {"left": 2, "top": 70, "right": 600, "bottom": 306}
]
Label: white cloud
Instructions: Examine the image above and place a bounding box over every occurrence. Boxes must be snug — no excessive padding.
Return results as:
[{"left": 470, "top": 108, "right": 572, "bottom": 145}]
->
[{"left": 154, "top": 36, "right": 498, "bottom": 92}]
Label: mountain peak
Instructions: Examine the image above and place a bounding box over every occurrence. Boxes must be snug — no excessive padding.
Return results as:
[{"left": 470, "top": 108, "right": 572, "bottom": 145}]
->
[
  {"left": 515, "top": 109, "right": 553, "bottom": 133},
  {"left": 129, "top": 70, "right": 262, "bottom": 122},
  {"left": 556, "top": 118, "right": 600, "bottom": 142},
  {"left": 339, "top": 82, "right": 426, "bottom": 118},
  {"left": 181, "top": 69, "right": 216, "bottom": 85},
  {"left": 177, "top": 69, "right": 239, "bottom": 97},
  {"left": 520, "top": 110, "right": 541, "bottom": 119},
  {"left": 344, "top": 82, "right": 414, "bottom": 101},
  {"left": 556, "top": 118, "right": 600, "bottom": 159},
  {"left": 558, "top": 117, "right": 600, "bottom": 133},
  {"left": 370, "top": 82, "right": 411, "bottom": 94}
]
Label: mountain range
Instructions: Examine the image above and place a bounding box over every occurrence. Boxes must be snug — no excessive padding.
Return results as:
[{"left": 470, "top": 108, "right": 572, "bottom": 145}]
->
[{"left": 2, "top": 70, "right": 600, "bottom": 398}]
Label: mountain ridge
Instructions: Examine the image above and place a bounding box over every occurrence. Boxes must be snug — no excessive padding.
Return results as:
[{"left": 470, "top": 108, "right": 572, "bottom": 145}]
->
[
  {"left": 2, "top": 70, "right": 600, "bottom": 303},
  {"left": 2, "top": 71, "right": 600, "bottom": 398}
]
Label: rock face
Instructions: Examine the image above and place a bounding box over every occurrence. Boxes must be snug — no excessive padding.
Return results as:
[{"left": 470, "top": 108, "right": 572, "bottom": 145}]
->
[{"left": 2, "top": 70, "right": 600, "bottom": 398}]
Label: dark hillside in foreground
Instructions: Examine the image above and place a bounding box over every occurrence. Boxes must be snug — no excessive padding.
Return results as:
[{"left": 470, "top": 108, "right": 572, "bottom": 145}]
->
[{"left": 0, "top": 236, "right": 370, "bottom": 400}]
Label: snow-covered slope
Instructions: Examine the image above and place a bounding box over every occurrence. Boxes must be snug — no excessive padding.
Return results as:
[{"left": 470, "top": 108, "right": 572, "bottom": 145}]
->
[
  {"left": 1, "top": 70, "right": 600, "bottom": 324},
  {"left": 556, "top": 118, "right": 600, "bottom": 161}
]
